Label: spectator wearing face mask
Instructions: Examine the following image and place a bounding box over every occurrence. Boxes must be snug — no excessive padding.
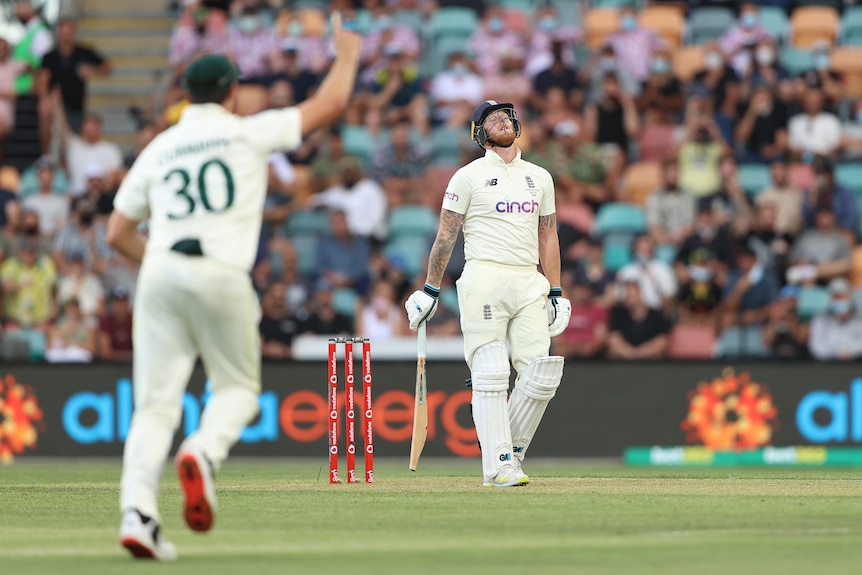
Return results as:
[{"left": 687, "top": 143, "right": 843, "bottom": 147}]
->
[
  {"left": 168, "top": 1, "right": 228, "bottom": 73},
  {"left": 677, "top": 252, "right": 723, "bottom": 328},
  {"left": 355, "top": 278, "right": 406, "bottom": 341},
  {"left": 532, "top": 41, "right": 582, "bottom": 112},
  {"left": 525, "top": 7, "right": 580, "bottom": 79},
  {"left": 638, "top": 49, "right": 683, "bottom": 120},
  {"left": 583, "top": 72, "right": 639, "bottom": 157},
  {"left": 747, "top": 38, "right": 789, "bottom": 90},
  {"left": 616, "top": 234, "right": 677, "bottom": 312},
  {"left": 585, "top": 43, "right": 640, "bottom": 102},
  {"left": 692, "top": 41, "right": 738, "bottom": 111},
  {"left": 467, "top": 6, "right": 526, "bottom": 77},
  {"left": 646, "top": 159, "right": 696, "bottom": 247},
  {"left": 735, "top": 80, "right": 788, "bottom": 164},
  {"left": 808, "top": 277, "right": 862, "bottom": 361},
  {"left": 788, "top": 88, "right": 842, "bottom": 160},
  {"left": 719, "top": 2, "right": 773, "bottom": 78},
  {"left": 796, "top": 42, "right": 843, "bottom": 112},
  {"left": 675, "top": 202, "right": 735, "bottom": 288},
  {"left": 604, "top": 6, "right": 667, "bottom": 85},
  {"left": 430, "top": 50, "right": 484, "bottom": 127},
  {"left": 721, "top": 243, "right": 779, "bottom": 331},
  {"left": 226, "top": 4, "right": 278, "bottom": 85}
]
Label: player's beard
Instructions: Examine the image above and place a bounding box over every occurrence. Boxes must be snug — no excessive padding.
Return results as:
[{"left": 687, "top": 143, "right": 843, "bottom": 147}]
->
[{"left": 488, "top": 132, "right": 516, "bottom": 148}]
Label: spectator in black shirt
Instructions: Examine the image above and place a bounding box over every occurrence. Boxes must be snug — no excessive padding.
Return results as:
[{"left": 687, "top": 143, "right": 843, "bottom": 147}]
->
[
  {"left": 272, "top": 40, "right": 319, "bottom": 103},
  {"left": 259, "top": 282, "right": 301, "bottom": 360},
  {"left": 796, "top": 42, "right": 842, "bottom": 113},
  {"left": 735, "top": 80, "right": 788, "bottom": 164},
  {"left": 675, "top": 202, "right": 735, "bottom": 287},
  {"left": 584, "top": 72, "right": 639, "bottom": 154},
  {"left": 638, "top": 49, "right": 683, "bottom": 120},
  {"left": 300, "top": 280, "right": 353, "bottom": 336},
  {"left": 37, "top": 18, "right": 110, "bottom": 153},
  {"left": 762, "top": 285, "right": 810, "bottom": 359},
  {"left": 693, "top": 41, "right": 738, "bottom": 111},
  {"left": 607, "top": 280, "right": 670, "bottom": 359},
  {"left": 531, "top": 40, "right": 581, "bottom": 112}
]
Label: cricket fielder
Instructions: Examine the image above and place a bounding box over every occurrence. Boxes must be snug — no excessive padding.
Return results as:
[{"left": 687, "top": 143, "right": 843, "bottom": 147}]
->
[
  {"left": 107, "top": 16, "right": 361, "bottom": 560},
  {"left": 405, "top": 101, "right": 572, "bottom": 487}
]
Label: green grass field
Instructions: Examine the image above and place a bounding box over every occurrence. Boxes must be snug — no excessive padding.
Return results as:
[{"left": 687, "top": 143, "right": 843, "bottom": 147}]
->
[{"left": 1, "top": 459, "right": 861, "bottom": 574}]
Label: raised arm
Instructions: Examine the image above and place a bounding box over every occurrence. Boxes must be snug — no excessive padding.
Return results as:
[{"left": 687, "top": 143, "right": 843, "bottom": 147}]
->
[{"left": 425, "top": 208, "right": 464, "bottom": 288}]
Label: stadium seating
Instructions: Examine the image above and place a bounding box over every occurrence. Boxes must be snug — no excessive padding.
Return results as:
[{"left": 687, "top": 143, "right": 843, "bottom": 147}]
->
[
  {"left": 430, "top": 126, "right": 465, "bottom": 166},
  {"left": 602, "top": 233, "right": 634, "bottom": 271},
  {"left": 759, "top": 6, "right": 791, "bottom": 43},
  {"left": 672, "top": 45, "right": 705, "bottom": 82},
  {"left": 387, "top": 205, "right": 439, "bottom": 240},
  {"left": 341, "top": 125, "right": 374, "bottom": 168},
  {"left": 556, "top": 202, "right": 595, "bottom": 234},
  {"left": 796, "top": 286, "right": 830, "bottom": 320},
  {"left": 829, "top": 48, "right": 862, "bottom": 98},
  {"left": 292, "top": 235, "right": 320, "bottom": 277},
  {"left": 737, "top": 164, "right": 773, "bottom": 196},
  {"left": 637, "top": 125, "right": 676, "bottom": 163},
  {"left": 283, "top": 208, "right": 331, "bottom": 238},
  {"left": 779, "top": 46, "right": 814, "bottom": 74},
  {"left": 584, "top": 8, "right": 620, "bottom": 49},
  {"left": 637, "top": 5, "right": 685, "bottom": 48},
  {"left": 621, "top": 161, "right": 662, "bottom": 205},
  {"left": 428, "top": 7, "right": 478, "bottom": 42},
  {"left": 667, "top": 324, "right": 717, "bottom": 359},
  {"left": 2, "top": 329, "right": 47, "bottom": 362},
  {"left": 655, "top": 244, "right": 677, "bottom": 265},
  {"left": 790, "top": 6, "right": 839, "bottom": 48},
  {"left": 687, "top": 7, "right": 735, "bottom": 45},
  {"left": 440, "top": 288, "right": 459, "bottom": 313},
  {"left": 18, "top": 164, "right": 69, "bottom": 198},
  {"left": 714, "top": 326, "right": 769, "bottom": 359},
  {"left": 503, "top": 8, "right": 531, "bottom": 34},
  {"left": 0, "top": 165, "right": 20, "bottom": 193},
  {"left": 332, "top": 287, "right": 358, "bottom": 317},
  {"left": 594, "top": 202, "right": 648, "bottom": 235},
  {"left": 592, "top": 0, "right": 638, "bottom": 8},
  {"left": 384, "top": 236, "right": 430, "bottom": 278},
  {"left": 840, "top": 7, "right": 862, "bottom": 45},
  {"left": 835, "top": 163, "right": 862, "bottom": 197},
  {"left": 394, "top": 9, "right": 423, "bottom": 32}
]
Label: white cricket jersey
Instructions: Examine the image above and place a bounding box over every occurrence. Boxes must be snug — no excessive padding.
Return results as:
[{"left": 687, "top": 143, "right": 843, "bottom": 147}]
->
[
  {"left": 114, "top": 104, "right": 302, "bottom": 272},
  {"left": 441, "top": 148, "right": 555, "bottom": 267}
]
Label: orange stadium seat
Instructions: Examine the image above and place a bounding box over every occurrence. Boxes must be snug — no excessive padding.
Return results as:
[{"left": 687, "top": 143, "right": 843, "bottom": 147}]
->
[
  {"left": 852, "top": 246, "right": 862, "bottom": 288},
  {"left": 235, "top": 84, "right": 269, "bottom": 116},
  {"left": 791, "top": 7, "right": 839, "bottom": 48},
  {"left": 637, "top": 5, "right": 686, "bottom": 48},
  {"left": 621, "top": 161, "right": 663, "bottom": 206},
  {"left": 638, "top": 124, "right": 676, "bottom": 163},
  {"left": 672, "top": 45, "right": 705, "bottom": 83},
  {"left": 830, "top": 47, "right": 862, "bottom": 98},
  {"left": 298, "top": 8, "right": 326, "bottom": 36},
  {"left": 584, "top": 8, "right": 620, "bottom": 50},
  {"left": 667, "top": 324, "right": 717, "bottom": 359},
  {"left": 0, "top": 165, "right": 20, "bottom": 193}
]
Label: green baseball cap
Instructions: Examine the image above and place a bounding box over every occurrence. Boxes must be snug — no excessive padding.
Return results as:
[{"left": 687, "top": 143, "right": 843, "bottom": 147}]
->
[{"left": 181, "top": 54, "right": 239, "bottom": 100}]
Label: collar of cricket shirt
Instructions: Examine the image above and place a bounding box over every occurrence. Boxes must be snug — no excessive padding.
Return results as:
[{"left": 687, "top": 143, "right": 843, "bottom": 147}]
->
[
  {"left": 484, "top": 147, "right": 522, "bottom": 166},
  {"left": 179, "top": 103, "right": 232, "bottom": 123}
]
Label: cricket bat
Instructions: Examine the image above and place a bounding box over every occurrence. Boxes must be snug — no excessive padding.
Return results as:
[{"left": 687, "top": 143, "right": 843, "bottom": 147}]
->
[{"left": 409, "top": 322, "right": 428, "bottom": 471}]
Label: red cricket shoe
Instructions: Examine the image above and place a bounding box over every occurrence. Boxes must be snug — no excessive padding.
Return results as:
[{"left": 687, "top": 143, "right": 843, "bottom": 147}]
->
[{"left": 175, "top": 448, "right": 217, "bottom": 532}]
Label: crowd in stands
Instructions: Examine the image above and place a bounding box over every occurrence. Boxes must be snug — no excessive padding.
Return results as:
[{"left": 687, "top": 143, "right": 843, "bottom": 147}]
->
[{"left": 6, "top": 0, "right": 862, "bottom": 362}]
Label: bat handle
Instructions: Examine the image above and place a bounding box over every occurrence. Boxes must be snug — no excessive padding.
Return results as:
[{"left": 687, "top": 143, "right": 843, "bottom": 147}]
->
[{"left": 417, "top": 321, "right": 427, "bottom": 359}]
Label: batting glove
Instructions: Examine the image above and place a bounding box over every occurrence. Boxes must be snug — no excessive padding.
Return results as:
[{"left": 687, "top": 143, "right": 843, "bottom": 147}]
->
[
  {"left": 546, "top": 287, "right": 572, "bottom": 338},
  {"left": 406, "top": 284, "right": 439, "bottom": 331}
]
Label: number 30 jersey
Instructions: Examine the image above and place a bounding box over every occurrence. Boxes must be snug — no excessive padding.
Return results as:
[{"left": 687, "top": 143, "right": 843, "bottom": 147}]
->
[{"left": 114, "top": 103, "right": 302, "bottom": 272}]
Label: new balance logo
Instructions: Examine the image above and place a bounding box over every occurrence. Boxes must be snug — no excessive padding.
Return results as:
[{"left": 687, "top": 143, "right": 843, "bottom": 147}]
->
[
  {"left": 485, "top": 178, "right": 498, "bottom": 187},
  {"left": 525, "top": 175, "right": 535, "bottom": 189}
]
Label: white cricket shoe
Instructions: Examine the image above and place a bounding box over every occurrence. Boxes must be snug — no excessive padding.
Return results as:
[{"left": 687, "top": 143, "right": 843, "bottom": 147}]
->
[
  {"left": 483, "top": 466, "right": 530, "bottom": 488},
  {"left": 119, "top": 509, "right": 177, "bottom": 561},
  {"left": 176, "top": 447, "right": 218, "bottom": 532}
]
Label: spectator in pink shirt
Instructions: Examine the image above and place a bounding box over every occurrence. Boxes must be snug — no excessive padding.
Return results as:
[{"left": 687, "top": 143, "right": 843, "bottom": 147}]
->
[
  {"left": 279, "top": 12, "right": 329, "bottom": 74},
  {"left": 227, "top": 4, "right": 278, "bottom": 84},
  {"left": 467, "top": 5, "right": 526, "bottom": 77},
  {"left": 605, "top": 5, "right": 667, "bottom": 83},
  {"left": 168, "top": 0, "right": 228, "bottom": 74},
  {"left": 525, "top": 6, "right": 580, "bottom": 78},
  {"left": 719, "top": 2, "right": 773, "bottom": 78}
]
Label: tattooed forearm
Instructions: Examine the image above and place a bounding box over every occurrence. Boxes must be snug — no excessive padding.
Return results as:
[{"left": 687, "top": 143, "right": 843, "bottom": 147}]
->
[
  {"left": 426, "top": 209, "right": 464, "bottom": 287},
  {"left": 538, "top": 213, "right": 556, "bottom": 234}
]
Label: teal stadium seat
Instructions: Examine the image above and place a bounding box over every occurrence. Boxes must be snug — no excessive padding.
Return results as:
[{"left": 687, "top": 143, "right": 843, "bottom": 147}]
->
[
  {"left": 594, "top": 203, "right": 647, "bottom": 236},
  {"left": 387, "top": 205, "right": 439, "bottom": 240},
  {"left": 758, "top": 7, "right": 790, "bottom": 44},
  {"left": 18, "top": 164, "right": 70, "bottom": 199},
  {"left": 2, "top": 329, "right": 46, "bottom": 362},
  {"left": 341, "top": 125, "right": 374, "bottom": 168},
  {"left": 835, "top": 163, "right": 862, "bottom": 197},
  {"left": 655, "top": 244, "right": 677, "bottom": 265},
  {"left": 841, "top": 7, "right": 862, "bottom": 45},
  {"left": 332, "top": 287, "right": 358, "bottom": 317},
  {"left": 592, "top": 0, "right": 639, "bottom": 8},
  {"left": 384, "top": 236, "right": 430, "bottom": 279},
  {"left": 394, "top": 9, "right": 423, "bottom": 32},
  {"left": 738, "top": 164, "right": 773, "bottom": 196},
  {"left": 688, "top": 7, "right": 736, "bottom": 45},
  {"left": 291, "top": 235, "right": 320, "bottom": 277},
  {"left": 602, "top": 233, "right": 633, "bottom": 272},
  {"left": 779, "top": 47, "right": 814, "bottom": 75},
  {"left": 430, "top": 126, "right": 464, "bottom": 166},
  {"left": 440, "top": 288, "right": 460, "bottom": 314},
  {"left": 283, "top": 208, "right": 330, "bottom": 238},
  {"left": 431, "top": 35, "right": 471, "bottom": 76},
  {"left": 714, "top": 326, "right": 769, "bottom": 358},
  {"left": 500, "top": 0, "right": 537, "bottom": 12},
  {"left": 429, "top": 7, "right": 478, "bottom": 42},
  {"left": 796, "top": 286, "right": 830, "bottom": 320}
]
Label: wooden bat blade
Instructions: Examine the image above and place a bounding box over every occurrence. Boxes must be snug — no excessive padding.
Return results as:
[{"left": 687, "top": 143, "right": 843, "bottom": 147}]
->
[{"left": 409, "top": 357, "right": 428, "bottom": 471}]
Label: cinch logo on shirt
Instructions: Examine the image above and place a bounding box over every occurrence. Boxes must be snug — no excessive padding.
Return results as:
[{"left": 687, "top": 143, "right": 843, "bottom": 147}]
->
[
  {"left": 444, "top": 191, "right": 459, "bottom": 202},
  {"left": 496, "top": 199, "right": 539, "bottom": 213}
]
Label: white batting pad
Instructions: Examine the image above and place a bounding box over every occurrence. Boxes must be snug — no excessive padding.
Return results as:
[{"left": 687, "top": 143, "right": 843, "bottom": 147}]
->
[
  {"left": 470, "top": 341, "right": 514, "bottom": 482},
  {"left": 509, "top": 356, "right": 564, "bottom": 463}
]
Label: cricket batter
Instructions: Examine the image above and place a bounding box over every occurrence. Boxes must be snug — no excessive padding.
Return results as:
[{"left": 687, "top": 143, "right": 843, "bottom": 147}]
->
[
  {"left": 406, "top": 101, "right": 572, "bottom": 487},
  {"left": 107, "top": 16, "right": 361, "bottom": 560}
]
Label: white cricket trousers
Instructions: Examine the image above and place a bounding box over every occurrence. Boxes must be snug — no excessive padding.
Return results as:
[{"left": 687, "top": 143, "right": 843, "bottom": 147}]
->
[
  {"left": 120, "top": 250, "right": 261, "bottom": 520},
  {"left": 456, "top": 260, "right": 551, "bottom": 373}
]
